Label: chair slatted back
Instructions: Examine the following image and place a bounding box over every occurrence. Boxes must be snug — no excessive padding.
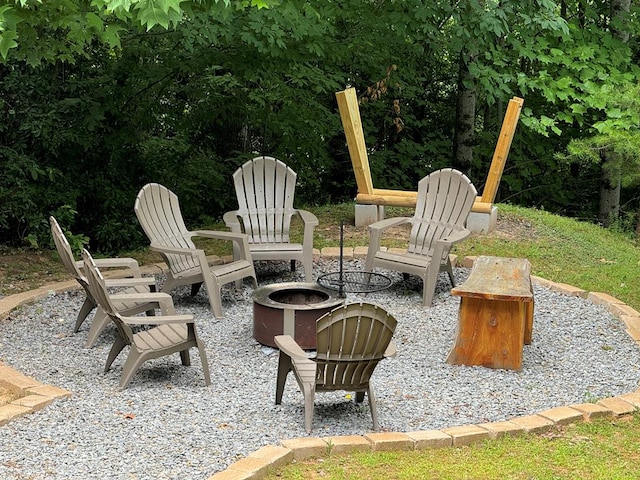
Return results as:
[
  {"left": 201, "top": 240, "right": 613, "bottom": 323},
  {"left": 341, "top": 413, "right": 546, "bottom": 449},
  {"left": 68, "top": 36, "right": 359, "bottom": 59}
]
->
[
  {"left": 232, "top": 156, "right": 297, "bottom": 244},
  {"left": 409, "top": 168, "right": 477, "bottom": 257},
  {"left": 81, "top": 249, "right": 135, "bottom": 345},
  {"left": 50, "top": 216, "right": 90, "bottom": 290},
  {"left": 134, "top": 183, "right": 199, "bottom": 275},
  {"left": 315, "top": 303, "right": 397, "bottom": 391}
]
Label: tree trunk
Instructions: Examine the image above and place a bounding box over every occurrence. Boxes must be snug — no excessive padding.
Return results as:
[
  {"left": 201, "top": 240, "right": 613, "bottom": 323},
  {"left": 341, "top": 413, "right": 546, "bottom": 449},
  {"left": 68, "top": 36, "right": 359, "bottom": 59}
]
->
[
  {"left": 598, "top": 151, "right": 621, "bottom": 226},
  {"left": 597, "top": 0, "right": 630, "bottom": 227},
  {"left": 452, "top": 50, "right": 476, "bottom": 171}
]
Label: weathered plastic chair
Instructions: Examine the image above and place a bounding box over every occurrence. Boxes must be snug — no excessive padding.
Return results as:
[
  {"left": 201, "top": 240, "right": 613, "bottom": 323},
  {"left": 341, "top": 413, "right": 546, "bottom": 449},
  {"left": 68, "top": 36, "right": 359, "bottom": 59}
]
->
[
  {"left": 82, "top": 249, "right": 211, "bottom": 390},
  {"left": 275, "top": 302, "right": 397, "bottom": 433},
  {"left": 365, "top": 168, "right": 477, "bottom": 306},
  {"left": 50, "top": 216, "right": 166, "bottom": 348},
  {"left": 134, "top": 183, "right": 257, "bottom": 318},
  {"left": 223, "top": 156, "right": 318, "bottom": 283}
]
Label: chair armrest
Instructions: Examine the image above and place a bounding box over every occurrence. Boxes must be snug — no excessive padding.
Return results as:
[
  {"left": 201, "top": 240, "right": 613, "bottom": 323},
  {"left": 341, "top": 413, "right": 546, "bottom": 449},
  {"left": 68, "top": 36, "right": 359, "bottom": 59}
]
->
[
  {"left": 190, "top": 230, "right": 252, "bottom": 262},
  {"left": 150, "top": 244, "right": 203, "bottom": 257},
  {"left": 222, "top": 211, "right": 243, "bottom": 234},
  {"left": 366, "top": 217, "right": 413, "bottom": 270},
  {"left": 295, "top": 209, "right": 319, "bottom": 227},
  {"left": 274, "top": 335, "right": 310, "bottom": 361},
  {"left": 369, "top": 216, "right": 412, "bottom": 232},
  {"left": 384, "top": 340, "right": 397, "bottom": 358},
  {"left": 438, "top": 228, "right": 471, "bottom": 249},
  {"left": 121, "top": 314, "right": 194, "bottom": 326},
  {"left": 76, "top": 257, "right": 142, "bottom": 278},
  {"left": 190, "top": 230, "right": 248, "bottom": 242},
  {"left": 110, "top": 292, "right": 176, "bottom": 315},
  {"left": 432, "top": 228, "right": 471, "bottom": 264},
  {"left": 104, "top": 277, "right": 156, "bottom": 289}
]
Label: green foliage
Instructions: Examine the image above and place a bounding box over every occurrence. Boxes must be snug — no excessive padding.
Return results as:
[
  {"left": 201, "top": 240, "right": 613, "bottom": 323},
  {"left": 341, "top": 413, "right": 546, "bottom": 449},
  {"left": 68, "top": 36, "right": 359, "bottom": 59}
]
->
[{"left": 1, "top": 0, "right": 640, "bottom": 253}]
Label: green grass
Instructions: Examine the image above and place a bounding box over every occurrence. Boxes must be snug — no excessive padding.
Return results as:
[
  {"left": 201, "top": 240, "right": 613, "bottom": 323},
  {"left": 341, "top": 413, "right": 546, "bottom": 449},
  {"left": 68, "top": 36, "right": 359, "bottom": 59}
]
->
[
  {"left": 266, "top": 413, "right": 640, "bottom": 480},
  {"left": 452, "top": 204, "right": 640, "bottom": 310}
]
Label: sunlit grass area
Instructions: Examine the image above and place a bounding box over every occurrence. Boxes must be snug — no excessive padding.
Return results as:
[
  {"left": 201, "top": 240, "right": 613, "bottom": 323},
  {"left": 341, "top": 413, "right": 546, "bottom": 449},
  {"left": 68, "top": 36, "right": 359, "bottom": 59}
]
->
[{"left": 265, "top": 413, "right": 640, "bottom": 480}]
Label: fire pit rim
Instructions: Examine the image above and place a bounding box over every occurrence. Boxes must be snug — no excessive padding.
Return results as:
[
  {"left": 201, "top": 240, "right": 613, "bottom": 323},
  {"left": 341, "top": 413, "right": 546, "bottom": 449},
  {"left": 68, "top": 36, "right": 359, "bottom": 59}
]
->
[{"left": 252, "top": 282, "right": 342, "bottom": 310}]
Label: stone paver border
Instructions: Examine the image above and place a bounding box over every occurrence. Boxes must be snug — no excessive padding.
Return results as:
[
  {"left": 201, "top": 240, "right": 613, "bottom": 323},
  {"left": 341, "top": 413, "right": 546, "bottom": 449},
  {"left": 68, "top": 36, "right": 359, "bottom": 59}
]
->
[{"left": 1, "top": 251, "right": 639, "bottom": 479}]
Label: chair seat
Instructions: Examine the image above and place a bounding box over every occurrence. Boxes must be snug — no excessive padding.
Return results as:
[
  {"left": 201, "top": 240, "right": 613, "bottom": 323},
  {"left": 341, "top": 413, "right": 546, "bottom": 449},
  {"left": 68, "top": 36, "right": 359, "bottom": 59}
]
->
[
  {"left": 375, "top": 251, "right": 432, "bottom": 269},
  {"left": 133, "top": 324, "right": 189, "bottom": 352},
  {"left": 249, "top": 243, "right": 303, "bottom": 253}
]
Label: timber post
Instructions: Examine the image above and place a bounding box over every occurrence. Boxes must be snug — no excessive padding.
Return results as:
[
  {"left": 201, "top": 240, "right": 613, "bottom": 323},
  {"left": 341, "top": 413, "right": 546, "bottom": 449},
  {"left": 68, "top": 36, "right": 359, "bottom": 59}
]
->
[{"left": 335, "top": 87, "right": 524, "bottom": 231}]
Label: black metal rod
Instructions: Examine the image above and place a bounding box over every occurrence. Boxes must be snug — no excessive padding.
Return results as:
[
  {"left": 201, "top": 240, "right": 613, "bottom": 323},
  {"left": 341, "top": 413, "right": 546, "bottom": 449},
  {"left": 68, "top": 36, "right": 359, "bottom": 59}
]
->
[{"left": 339, "top": 219, "right": 344, "bottom": 297}]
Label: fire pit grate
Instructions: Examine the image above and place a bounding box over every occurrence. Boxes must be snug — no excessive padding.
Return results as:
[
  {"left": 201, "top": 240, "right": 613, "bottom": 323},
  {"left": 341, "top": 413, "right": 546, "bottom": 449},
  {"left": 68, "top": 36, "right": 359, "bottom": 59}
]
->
[{"left": 316, "top": 271, "right": 391, "bottom": 295}]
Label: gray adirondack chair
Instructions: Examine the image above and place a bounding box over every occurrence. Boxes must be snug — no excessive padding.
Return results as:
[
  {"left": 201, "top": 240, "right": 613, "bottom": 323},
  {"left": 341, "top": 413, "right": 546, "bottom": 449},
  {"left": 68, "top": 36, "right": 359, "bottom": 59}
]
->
[
  {"left": 275, "top": 302, "right": 397, "bottom": 433},
  {"left": 223, "top": 156, "right": 318, "bottom": 283},
  {"left": 50, "top": 216, "right": 168, "bottom": 348},
  {"left": 365, "top": 168, "right": 477, "bottom": 306},
  {"left": 82, "top": 249, "right": 211, "bottom": 390},
  {"left": 134, "top": 183, "right": 257, "bottom": 318}
]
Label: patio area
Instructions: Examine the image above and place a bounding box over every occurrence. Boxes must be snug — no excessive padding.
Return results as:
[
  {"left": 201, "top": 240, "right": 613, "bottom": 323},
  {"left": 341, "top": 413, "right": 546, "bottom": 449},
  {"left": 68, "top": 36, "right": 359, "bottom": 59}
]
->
[{"left": 1, "top": 256, "right": 639, "bottom": 479}]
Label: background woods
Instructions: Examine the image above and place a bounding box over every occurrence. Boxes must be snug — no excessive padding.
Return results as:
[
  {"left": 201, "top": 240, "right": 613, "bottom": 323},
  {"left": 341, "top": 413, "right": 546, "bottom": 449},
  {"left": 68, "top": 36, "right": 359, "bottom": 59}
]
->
[{"left": 0, "top": 0, "right": 639, "bottom": 253}]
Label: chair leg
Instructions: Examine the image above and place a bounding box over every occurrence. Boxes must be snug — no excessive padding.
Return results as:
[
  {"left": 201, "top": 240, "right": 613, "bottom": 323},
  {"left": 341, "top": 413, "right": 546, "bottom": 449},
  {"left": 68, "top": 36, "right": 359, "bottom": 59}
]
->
[
  {"left": 201, "top": 270, "right": 224, "bottom": 318},
  {"left": 303, "top": 256, "right": 313, "bottom": 283},
  {"left": 290, "top": 259, "right": 296, "bottom": 272},
  {"left": 74, "top": 297, "right": 96, "bottom": 333},
  {"left": 118, "top": 349, "right": 145, "bottom": 390},
  {"left": 443, "top": 258, "right": 456, "bottom": 287},
  {"left": 195, "top": 333, "right": 211, "bottom": 386},
  {"left": 85, "top": 308, "right": 110, "bottom": 348},
  {"left": 355, "top": 391, "right": 365, "bottom": 403},
  {"left": 422, "top": 267, "right": 439, "bottom": 307},
  {"left": 190, "top": 282, "right": 203, "bottom": 297},
  {"left": 179, "top": 349, "right": 191, "bottom": 366},
  {"left": 105, "top": 335, "right": 127, "bottom": 372},
  {"left": 367, "top": 385, "right": 379, "bottom": 431},
  {"left": 275, "top": 352, "right": 293, "bottom": 405},
  {"left": 302, "top": 383, "right": 315, "bottom": 434}
]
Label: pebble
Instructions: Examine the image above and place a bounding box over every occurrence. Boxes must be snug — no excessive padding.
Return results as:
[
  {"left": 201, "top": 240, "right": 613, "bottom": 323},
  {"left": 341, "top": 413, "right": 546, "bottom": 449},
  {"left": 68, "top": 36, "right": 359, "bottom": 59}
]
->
[{"left": 0, "top": 259, "right": 639, "bottom": 479}]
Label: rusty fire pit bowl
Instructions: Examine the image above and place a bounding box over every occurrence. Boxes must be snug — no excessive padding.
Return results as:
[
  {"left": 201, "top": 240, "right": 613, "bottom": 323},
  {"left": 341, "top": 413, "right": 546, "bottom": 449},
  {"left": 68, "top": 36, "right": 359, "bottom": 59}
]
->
[{"left": 252, "top": 282, "right": 344, "bottom": 349}]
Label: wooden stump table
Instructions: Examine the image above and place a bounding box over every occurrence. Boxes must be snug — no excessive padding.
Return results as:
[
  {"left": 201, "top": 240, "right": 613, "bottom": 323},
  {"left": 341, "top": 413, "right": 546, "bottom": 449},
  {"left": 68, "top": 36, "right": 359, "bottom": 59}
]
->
[{"left": 447, "top": 256, "right": 534, "bottom": 370}]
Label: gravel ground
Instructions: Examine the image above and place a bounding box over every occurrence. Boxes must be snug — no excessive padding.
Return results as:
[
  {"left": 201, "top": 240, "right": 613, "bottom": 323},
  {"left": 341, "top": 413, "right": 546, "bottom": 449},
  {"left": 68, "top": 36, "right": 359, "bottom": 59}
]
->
[{"left": 1, "top": 258, "right": 639, "bottom": 480}]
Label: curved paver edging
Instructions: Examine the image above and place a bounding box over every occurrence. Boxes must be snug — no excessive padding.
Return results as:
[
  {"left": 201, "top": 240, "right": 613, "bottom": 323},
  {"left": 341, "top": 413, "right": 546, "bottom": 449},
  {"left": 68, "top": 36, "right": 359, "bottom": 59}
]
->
[{"left": 1, "top": 251, "right": 640, "bottom": 479}]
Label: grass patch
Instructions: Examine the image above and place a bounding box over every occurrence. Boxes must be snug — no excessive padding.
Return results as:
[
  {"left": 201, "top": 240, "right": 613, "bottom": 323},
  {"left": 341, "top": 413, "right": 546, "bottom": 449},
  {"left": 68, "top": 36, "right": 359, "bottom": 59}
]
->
[{"left": 267, "top": 414, "right": 640, "bottom": 479}]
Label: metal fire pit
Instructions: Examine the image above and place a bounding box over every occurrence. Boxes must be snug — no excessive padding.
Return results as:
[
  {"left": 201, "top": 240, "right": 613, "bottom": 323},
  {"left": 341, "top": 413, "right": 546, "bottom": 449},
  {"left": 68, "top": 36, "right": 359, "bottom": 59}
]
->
[{"left": 252, "top": 282, "right": 344, "bottom": 349}]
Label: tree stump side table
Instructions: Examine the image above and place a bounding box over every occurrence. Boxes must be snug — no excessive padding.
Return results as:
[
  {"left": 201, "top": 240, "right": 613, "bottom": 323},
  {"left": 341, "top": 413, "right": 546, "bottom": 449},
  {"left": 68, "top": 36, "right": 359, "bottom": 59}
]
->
[{"left": 447, "top": 256, "right": 534, "bottom": 370}]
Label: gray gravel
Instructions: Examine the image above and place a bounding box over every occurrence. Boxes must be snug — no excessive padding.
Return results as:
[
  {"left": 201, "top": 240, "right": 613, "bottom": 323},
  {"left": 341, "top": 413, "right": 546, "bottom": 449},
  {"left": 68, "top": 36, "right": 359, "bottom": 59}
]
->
[{"left": 1, "top": 258, "right": 639, "bottom": 480}]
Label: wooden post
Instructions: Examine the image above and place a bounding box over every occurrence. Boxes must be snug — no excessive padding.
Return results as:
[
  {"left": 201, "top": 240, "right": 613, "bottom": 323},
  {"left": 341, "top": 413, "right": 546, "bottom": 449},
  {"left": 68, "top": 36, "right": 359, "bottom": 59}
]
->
[
  {"left": 335, "top": 88, "right": 374, "bottom": 195},
  {"left": 336, "top": 88, "right": 523, "bottom": 215},
  {"left": 480, "top": 97, "right": 524, "bottom": 204}
]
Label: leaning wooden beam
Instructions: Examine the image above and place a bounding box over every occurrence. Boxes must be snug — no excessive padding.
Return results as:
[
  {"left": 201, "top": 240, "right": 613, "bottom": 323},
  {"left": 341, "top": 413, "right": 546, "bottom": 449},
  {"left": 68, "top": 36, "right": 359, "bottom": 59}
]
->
[
  {"left": 336, "top": 87, "right": 524, "bottom": 214},
  {"left": 480, "top": 97, "right": 524, "bottom": 205},
  {"left": 335, "top": 88, "right": 374, "bottom": 196}
]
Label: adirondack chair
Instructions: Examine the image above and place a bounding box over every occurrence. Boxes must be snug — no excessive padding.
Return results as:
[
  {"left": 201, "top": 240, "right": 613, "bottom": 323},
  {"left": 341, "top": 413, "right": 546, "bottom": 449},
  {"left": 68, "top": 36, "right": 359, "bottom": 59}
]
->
[
  {"left": 82, "top": 249, "right": 211, "bottom": 390},
  {"left": 134, "top": 183, "right": 257, "bottom": 318},
  {"left": 50, "top": 216, "right": 169, "bottom": 348},
  {"left": 365, "top": 168, "right": 477, "bottom": 306},
  {"left": 275, "top": 302, "right": 397, "bottom": 433},
  {"left": 223, "top": 156, "right": 318, "bottom": 283}
]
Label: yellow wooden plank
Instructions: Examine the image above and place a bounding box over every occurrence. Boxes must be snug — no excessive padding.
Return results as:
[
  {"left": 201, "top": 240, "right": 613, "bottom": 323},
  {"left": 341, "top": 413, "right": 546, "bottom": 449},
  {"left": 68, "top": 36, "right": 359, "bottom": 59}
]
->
[
  {"left": 335, "top": 88, "right": 374, "bottom": 195},
  {"left": 355, "top": 192, "right": 492, "bottom": 213},
  {"left": 480, "top": 97, "right": 524, "bottom": 204}
]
